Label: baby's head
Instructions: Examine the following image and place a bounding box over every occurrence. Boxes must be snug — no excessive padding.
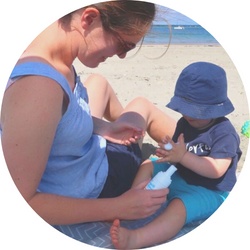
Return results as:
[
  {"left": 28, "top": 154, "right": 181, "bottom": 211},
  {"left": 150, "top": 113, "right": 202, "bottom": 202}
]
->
[{"left": 166, "top": 62, "right": 234, "bottom": 120}]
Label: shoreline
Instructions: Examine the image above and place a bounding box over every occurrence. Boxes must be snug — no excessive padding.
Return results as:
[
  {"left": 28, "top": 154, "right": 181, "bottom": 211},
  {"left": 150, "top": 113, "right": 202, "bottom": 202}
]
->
[{"left": 74, "top": 44, "right": 249, "bottom": 173}]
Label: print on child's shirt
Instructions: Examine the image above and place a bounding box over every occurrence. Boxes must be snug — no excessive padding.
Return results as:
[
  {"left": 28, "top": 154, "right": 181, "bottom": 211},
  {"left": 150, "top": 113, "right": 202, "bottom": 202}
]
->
[{"left": 186, "top": 142, "right": 211, "bottom": 156}]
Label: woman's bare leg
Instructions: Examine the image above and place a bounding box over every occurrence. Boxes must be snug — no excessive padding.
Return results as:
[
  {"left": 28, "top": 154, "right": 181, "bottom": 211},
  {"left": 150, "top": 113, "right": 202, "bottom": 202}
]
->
[
  {"left": 84, "top": 74, "right": 123, "bottom": 121},
  {"left": 116, "top": 97, "right": 176, "bottom": 143},
  {"left": 110, "top": 198, "right": 186, "bottom": 249},
  {"left": 84, "top": 75, "right": 176, "bottom": 142}
]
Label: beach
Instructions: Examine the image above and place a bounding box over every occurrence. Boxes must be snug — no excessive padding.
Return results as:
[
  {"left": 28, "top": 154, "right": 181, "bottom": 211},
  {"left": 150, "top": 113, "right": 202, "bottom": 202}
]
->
[{"left": 73, "top": 44, "right": 249, "bottom": 173}]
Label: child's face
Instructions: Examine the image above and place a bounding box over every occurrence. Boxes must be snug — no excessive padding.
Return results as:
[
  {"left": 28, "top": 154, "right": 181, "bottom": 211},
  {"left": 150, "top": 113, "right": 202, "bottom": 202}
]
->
[{"left": 182, "top": 115, "right": 214, "bottom": 129}]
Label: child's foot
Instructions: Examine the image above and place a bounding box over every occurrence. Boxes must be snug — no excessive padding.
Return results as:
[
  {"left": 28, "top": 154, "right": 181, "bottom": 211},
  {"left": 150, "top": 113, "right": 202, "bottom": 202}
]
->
[{"left": 110, "top": 219, "right": 139, "bottom": 249}]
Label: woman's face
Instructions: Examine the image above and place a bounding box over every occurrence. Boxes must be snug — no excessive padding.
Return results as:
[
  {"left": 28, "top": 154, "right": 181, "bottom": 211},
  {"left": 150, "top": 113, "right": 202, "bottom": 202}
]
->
[
  {"left": 79, "top": 29, "right": 143, "bottom": 68},
  {"left": 76, "top": 8, "right": 148, "bottom": 68}
]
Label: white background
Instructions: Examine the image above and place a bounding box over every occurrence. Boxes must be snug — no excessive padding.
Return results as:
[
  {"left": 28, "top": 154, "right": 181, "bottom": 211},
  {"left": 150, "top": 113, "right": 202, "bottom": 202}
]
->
[{"left": 1, "top": 0, "right": 249, "bottom": 249}]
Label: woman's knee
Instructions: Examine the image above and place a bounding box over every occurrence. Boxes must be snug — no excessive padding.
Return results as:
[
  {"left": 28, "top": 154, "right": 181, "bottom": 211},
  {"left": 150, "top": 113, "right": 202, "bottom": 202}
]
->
[
  {"left": 84, "top": 73, "right": 109, "bottom": 92},
  {"left": 124, "top": 97, "right": 154, "bottom": 114},
  {"left": 129, "top": 96, "right": 151, "bottom": 106}
]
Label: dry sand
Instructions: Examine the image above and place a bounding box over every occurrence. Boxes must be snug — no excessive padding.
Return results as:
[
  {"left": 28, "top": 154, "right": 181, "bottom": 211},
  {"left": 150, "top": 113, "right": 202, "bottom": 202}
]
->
[{"left": 73, "top": 44, "right": 249, "bottom": 173}]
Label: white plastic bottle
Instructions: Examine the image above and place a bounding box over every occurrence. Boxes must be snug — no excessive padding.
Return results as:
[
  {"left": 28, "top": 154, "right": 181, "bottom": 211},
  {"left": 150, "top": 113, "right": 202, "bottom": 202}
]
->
[{"left": 145, "top": 165, "right": 177, "bottom": 190}]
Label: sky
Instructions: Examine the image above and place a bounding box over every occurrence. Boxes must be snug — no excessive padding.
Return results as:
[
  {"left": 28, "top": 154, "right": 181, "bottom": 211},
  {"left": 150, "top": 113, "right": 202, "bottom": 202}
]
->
[{"left": 154, "top": 5, "right": 198, "bottom": 25}]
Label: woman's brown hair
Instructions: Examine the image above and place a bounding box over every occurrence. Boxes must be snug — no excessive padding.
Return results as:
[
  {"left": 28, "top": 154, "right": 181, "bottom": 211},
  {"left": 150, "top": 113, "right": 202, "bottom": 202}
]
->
[
  {"left": 60, "top": 0, "right": 156, "bottom": 36},
  {"left": 60, "top": 1, "right": 171, "bottom": 58}
]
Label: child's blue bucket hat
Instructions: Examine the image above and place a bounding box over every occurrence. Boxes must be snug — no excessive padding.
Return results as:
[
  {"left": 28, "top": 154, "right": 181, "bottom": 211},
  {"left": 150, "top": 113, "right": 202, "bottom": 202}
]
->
[{"left": 166, "top": 62, "right": 234, "bottom": 119}]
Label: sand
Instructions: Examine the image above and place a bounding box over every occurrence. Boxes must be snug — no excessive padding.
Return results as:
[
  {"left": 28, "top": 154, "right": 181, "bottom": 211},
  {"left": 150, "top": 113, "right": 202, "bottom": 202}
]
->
[{"left": 73, "top": 44, "right": 249, "bottom": 173}]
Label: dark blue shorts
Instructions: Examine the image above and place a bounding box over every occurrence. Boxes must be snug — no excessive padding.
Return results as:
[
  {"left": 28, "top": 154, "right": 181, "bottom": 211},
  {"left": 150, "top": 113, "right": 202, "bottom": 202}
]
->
[{"left": 98, "top": 141, "right": 142, "bottom": 198}]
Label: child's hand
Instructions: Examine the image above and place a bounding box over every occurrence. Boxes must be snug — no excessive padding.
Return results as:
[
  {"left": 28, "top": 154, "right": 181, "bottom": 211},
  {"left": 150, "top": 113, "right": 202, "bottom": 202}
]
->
[{"left": 155, "top": 134, "right": 187, "bottom": 163}]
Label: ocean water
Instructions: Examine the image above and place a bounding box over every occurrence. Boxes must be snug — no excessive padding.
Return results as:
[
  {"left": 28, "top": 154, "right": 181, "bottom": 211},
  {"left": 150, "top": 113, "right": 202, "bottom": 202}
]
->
[{"left": 144, "top": 25, "right": 219, "bottom": 45}]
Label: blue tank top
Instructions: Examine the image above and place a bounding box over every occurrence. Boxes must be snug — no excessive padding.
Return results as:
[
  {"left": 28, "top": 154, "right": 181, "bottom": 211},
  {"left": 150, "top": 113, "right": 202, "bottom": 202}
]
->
[{"left": 7, "top": 62, "right": 108, "bottom": 198}]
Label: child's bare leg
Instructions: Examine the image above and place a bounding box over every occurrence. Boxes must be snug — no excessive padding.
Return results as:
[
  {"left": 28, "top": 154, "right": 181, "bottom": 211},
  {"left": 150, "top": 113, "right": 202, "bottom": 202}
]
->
[
  {"left": 132, "top": 159, "right": 154, "bottom": 188},
  {"left": 84, "top": 74, "right": 123, "bottom": 121},
  {"left": 110, "top": 198, "right": 186, "bottom": 249}
]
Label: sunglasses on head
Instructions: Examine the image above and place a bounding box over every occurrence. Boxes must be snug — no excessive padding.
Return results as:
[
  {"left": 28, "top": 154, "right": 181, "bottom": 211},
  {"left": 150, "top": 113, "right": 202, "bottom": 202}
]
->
[{"left": 115, "top": 33, "right": 136, "bottom": 56}]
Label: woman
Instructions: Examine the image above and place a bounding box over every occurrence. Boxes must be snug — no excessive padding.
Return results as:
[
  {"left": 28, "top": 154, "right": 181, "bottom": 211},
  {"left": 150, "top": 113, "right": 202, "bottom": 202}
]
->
[{"left": 1, "top": 1, "right": 176, "bottom": 225}]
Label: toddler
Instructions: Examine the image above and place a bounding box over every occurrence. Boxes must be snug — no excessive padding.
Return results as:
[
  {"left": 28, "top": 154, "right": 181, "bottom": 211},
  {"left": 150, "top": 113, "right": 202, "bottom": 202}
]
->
[{"left": 110, "top": 62, "right": 242, "bottom": 249}]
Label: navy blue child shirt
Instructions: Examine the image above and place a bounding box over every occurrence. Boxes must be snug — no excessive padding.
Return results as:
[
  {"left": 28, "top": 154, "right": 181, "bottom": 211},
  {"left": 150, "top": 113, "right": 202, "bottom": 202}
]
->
[{"left": 172, "top": 117, "right": 242, "bottom": 191}]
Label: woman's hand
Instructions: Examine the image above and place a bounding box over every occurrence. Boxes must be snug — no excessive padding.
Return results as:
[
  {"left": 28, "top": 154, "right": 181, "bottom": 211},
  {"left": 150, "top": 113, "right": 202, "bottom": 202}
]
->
[
  {"left": 93, "top": 117, "right": 145, "bottom": 145},
  {"left": 117, "top": 179, "right": 169, "bottom": 220},
  {"left": 155, "top": 134, "right": 187, "bottom": 164},
  {"left": 105, "top": 121, "right": 145, "bottom": 145}
]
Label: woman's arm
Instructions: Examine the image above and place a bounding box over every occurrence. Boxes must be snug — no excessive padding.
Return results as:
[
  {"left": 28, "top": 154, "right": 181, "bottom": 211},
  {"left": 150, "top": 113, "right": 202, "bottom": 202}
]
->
[
  {"left": 1, "top": 76, "right": 167, "bottom": 225},
  {"left": 92, "top": 117, "right": 145, "bottom": 145},
  {"left": 1, "top": 76, "right": 64, "bottom": 203},
  {"left": 28, "top": 181, "right": 168, "bottom": 225}
]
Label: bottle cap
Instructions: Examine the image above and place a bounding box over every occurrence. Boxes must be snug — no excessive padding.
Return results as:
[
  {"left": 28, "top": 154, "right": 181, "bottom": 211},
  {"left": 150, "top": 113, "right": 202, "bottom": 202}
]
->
[
  {"left": 166, "top": 165, "right": 177, "bottom": 177},
  {"left": 164, "top": 143, "right": 173, "bottom": 150}
]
